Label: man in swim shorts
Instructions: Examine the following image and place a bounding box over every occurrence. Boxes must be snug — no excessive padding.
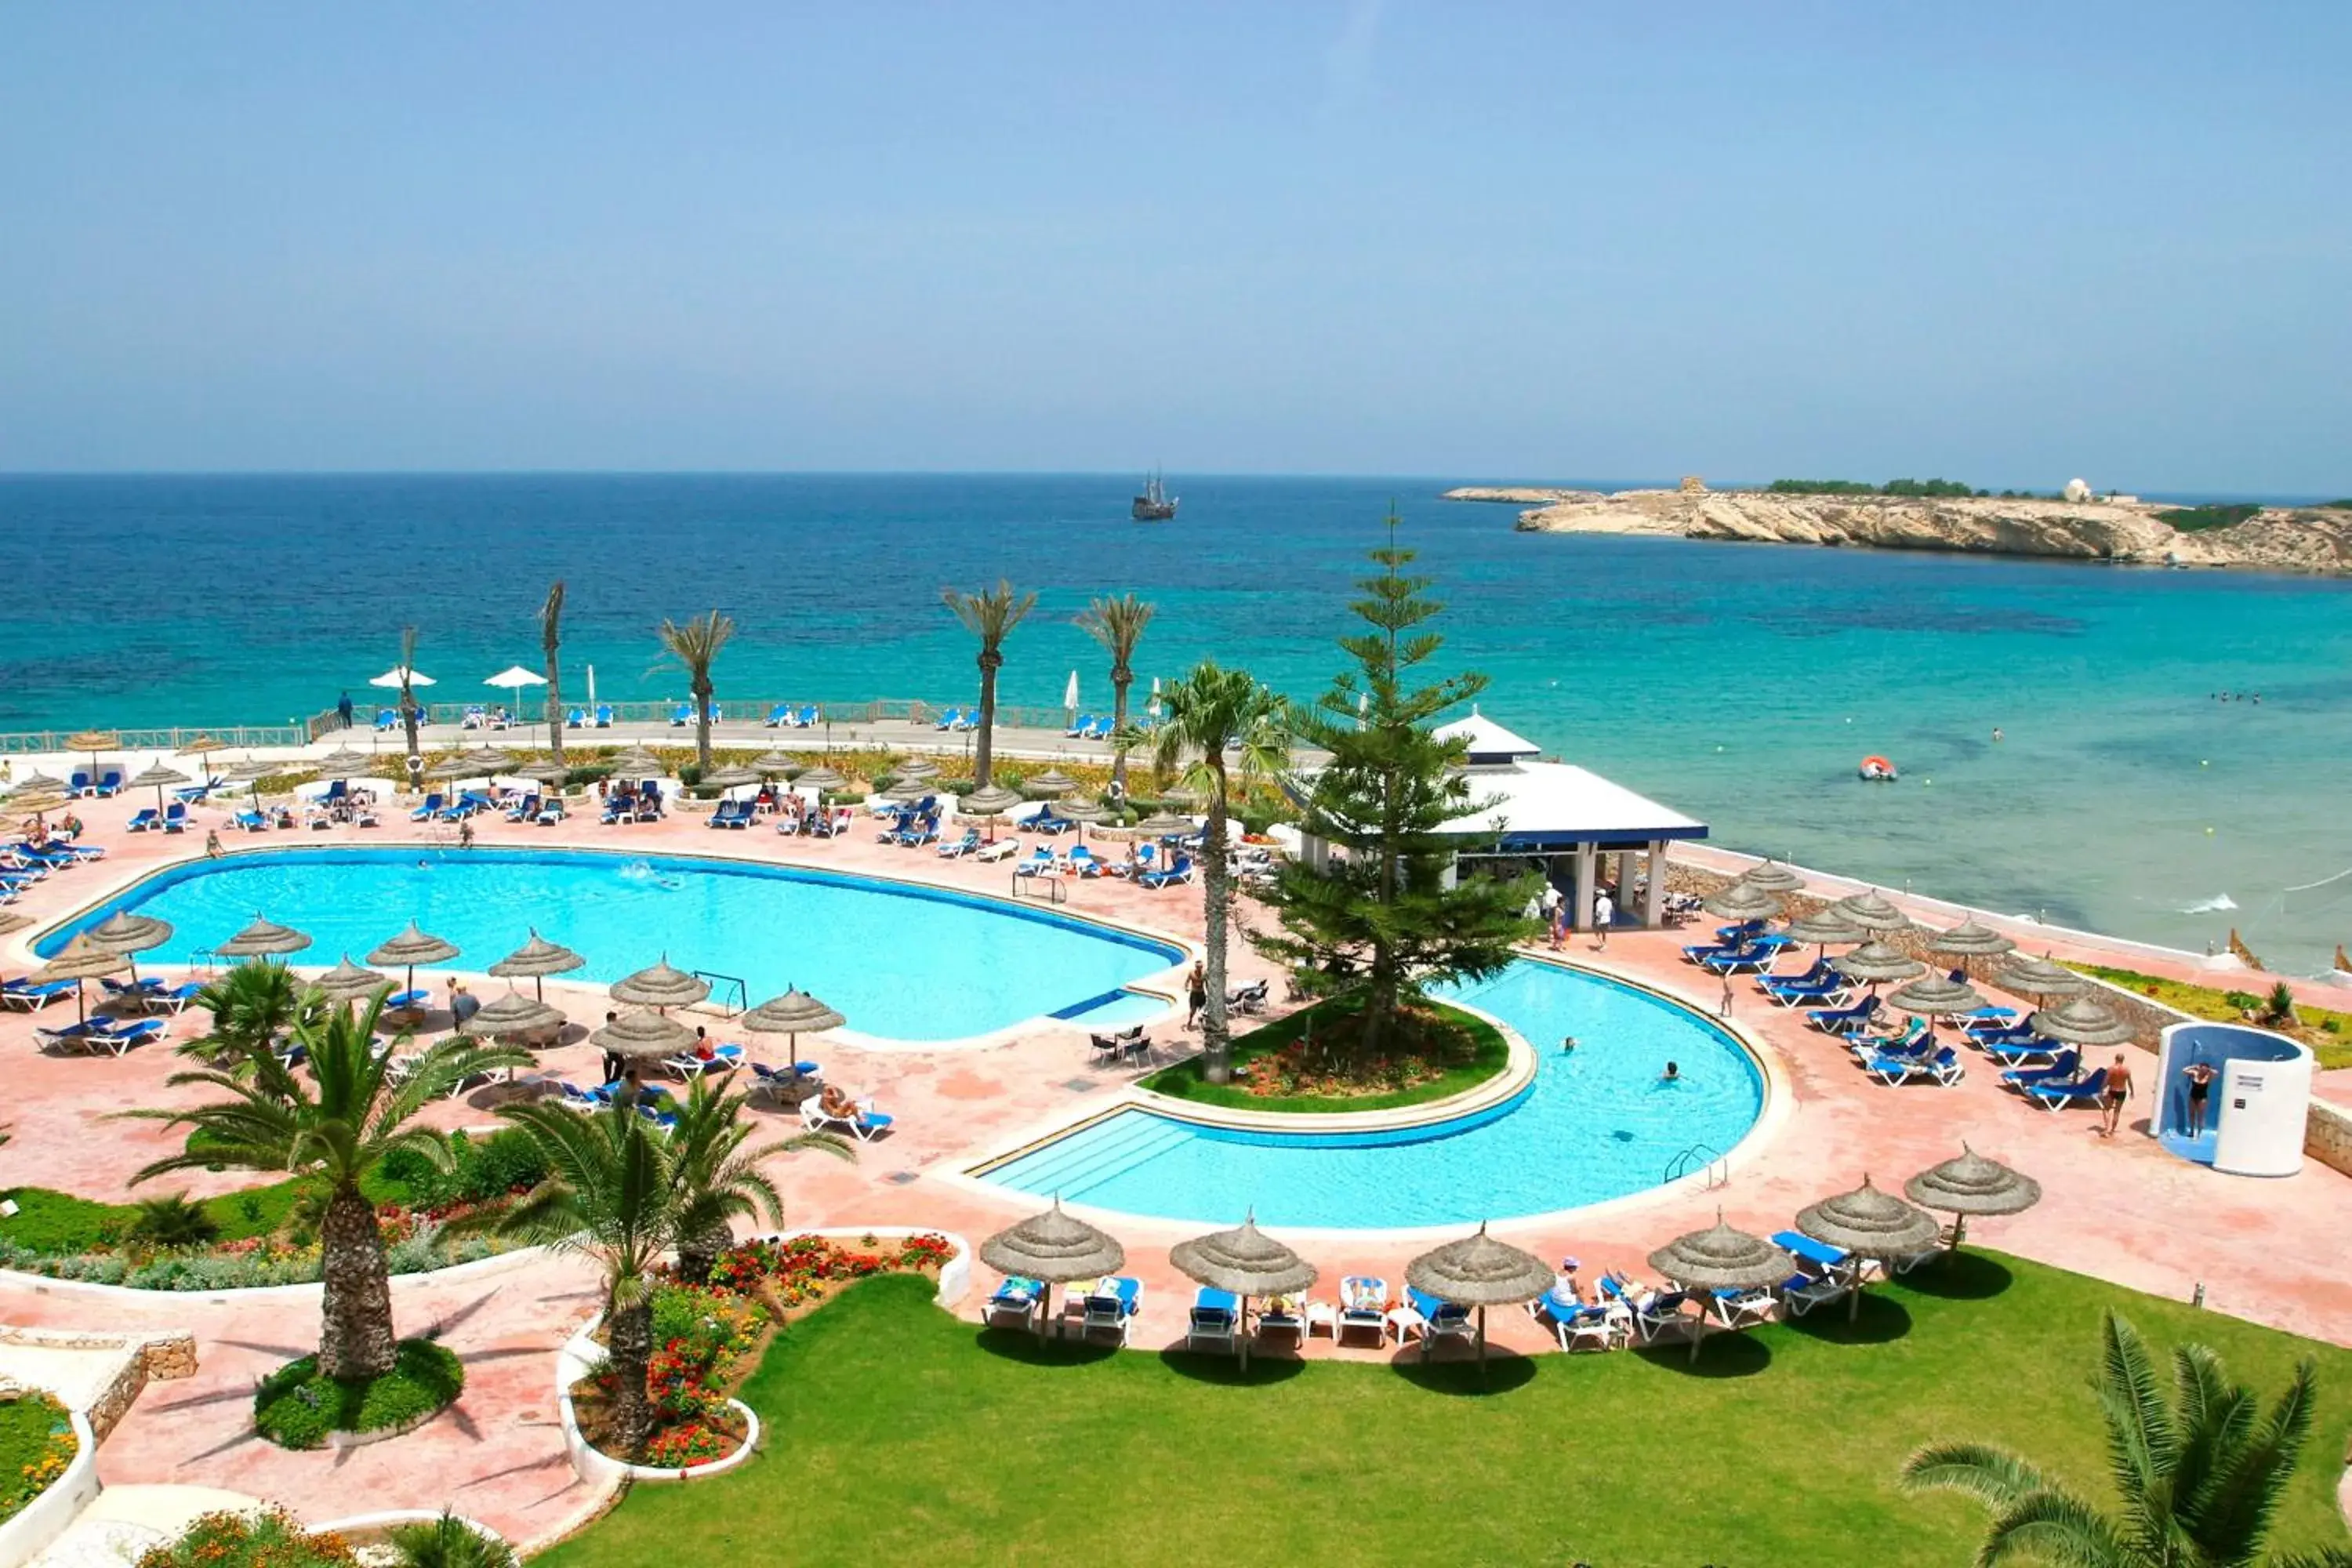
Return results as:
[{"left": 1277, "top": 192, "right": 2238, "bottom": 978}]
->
[{"left": 2100, "top": 1052, "right": 2133, "bottom": 1138}]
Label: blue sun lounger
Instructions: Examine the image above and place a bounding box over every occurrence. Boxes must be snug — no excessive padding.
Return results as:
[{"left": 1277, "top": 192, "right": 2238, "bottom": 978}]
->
[
  {"left": 1139, "top": 852, "right": 1193, "bottom": 889},
  {"left": 1807, "top": 995, "right": 1883, "bottom": 1035},
  {"left": 593, "top": 705, "right": 614, "bottom": 728},
  {"left": 2027, "top": 1067, "right": 2109, "bottom": 1111},
  {"left": 1979, "top": 1033, "right": 2063, "bottom": 1067},
  {"left": 1864, "top": 1043, "right": 1965, "bottom": 1086},
  {"left": 1403, "top": 1287, "right": 1475, "bottom": 1357},
  {"left": 935, "top": 706, "right": 966, "bottom": 731},
  {"left": 1188, "top": 1287, "right": 1241, "bottom": 1353},
  {"left": 1082, "top": 1277, "right": 1143, "bottom": 1344},
  {"left": 985, "top": 1276, "right": 1045, "bottom": 1330},
  {"left": 2002, "top": 1048, "right": 2081, "bottom": 1088},
  {"left": 707, "top": 799, "right": 754, "bottom": 829},
  {"left": 1, "top": 978, "right": 78, "bottom": 1011},
  {"left": 125, "top": 807, "right": 161, "bottom": 832},
  {"left": 766, "top": 702, "right": 793, "bottom": 727}
]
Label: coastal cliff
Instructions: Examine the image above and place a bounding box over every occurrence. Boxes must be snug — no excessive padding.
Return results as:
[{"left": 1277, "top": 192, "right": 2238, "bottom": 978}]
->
[{"left": 1445, "top": 488, "right": 2352, "bottom": 574}]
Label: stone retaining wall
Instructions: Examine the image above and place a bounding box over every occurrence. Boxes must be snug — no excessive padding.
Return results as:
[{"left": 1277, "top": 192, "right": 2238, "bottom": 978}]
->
[
  {"left": 0, "top": 1327, "right": 194, "bottom": 1440},
  {"left": 2307, "top": 1098, "right": 2352, "bottom": 1178}
]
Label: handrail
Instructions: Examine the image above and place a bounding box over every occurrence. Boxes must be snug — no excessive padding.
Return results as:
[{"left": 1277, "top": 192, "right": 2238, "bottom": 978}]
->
[
  {"left": 691, "top": 970, "right": 749, "bottom": 1017},
  {"left": 1662, "top": 1142, "right": 1729, "bottom": 1187}
]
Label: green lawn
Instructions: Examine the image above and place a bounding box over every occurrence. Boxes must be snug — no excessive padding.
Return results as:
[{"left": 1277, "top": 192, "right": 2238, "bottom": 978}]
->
[
  {"left": 1138, "top": 997, "right": 1509, "bottom": 1113},
  {"left": 538, "top": 1258, "right": 2352, "bottom": 1567},
  {"left": 0, "top": 1169, "right": 408, "bottom": 1254},
  {"left": 2067, "top": 961, "right": 2352, "bottom": 1069}
]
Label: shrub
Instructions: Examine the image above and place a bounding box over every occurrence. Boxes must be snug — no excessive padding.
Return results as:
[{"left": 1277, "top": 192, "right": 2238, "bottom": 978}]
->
[
  {"left": 2157, "top": 503, "right": 2261, "bottom": 532},
  {"left": 252, "top": 1338, "right": 465, "bottom": 1450},
  {"left": 134, "top": 1508, "right": 357, "bottom": 1568},
  {"left": 0, "top": 1390, "right": 77, "bottom": 1523},
  {"left": 383, "top": 1512, "right": 517, "bottom": 1568},
  {"left": 125, "top": 1192, "right": 223, "bottom": 1248}
]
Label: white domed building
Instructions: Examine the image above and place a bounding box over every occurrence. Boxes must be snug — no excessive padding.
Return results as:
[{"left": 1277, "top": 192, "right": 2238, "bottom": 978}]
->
[{"left": 2063, "top": 477, "right": 2093, "bottom": 503}]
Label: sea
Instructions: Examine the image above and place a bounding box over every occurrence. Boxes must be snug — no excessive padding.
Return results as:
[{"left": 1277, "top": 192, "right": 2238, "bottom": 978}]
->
[{"left": 6, "top": 473, "right": 2351, "bottom": 973}]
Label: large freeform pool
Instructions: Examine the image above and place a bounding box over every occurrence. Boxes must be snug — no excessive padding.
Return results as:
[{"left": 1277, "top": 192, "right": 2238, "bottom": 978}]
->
[
  {"left": 975, "top": 962, "right": 1766, "bottom": 1229},
  {"left": 38, "top": 847, "right": 1184, "bottom": 1041}
]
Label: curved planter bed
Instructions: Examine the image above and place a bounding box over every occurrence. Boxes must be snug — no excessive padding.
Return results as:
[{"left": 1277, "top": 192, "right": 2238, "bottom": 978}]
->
[
  {"left": 0, "top": 1405, "right": 98, "bottom": 1568},
  {"left": 0, "top": 1239, "right": 558, "bottom": 1306}
]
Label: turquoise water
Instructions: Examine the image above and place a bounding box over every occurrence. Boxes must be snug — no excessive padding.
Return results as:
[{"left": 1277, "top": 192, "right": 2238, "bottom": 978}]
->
[
  {"left": 7, "top": 474, "right": 2352, "bottom": 967},
  {"left": 977, "top": 962, "right": 1764, "bottom": 1229},
  {"left": 37, "top": 847, "right": 1181, "bottom": 1041}
]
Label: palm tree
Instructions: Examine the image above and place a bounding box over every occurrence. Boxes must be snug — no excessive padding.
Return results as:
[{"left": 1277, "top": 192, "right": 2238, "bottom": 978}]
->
[
  {"left": 942, "top": 580, "right": 1036, "bottom": 788},
  {"left": 669, "top": 1080, "right": 851, "bottom": 1285},
  {"left": 397, "top": 626, "right": 424, "bottom": 770},
  {"left": 539, "top": 580, "right": 566, "bottom": 769},
  {"left": 487, "top": 1081, "right": 826, "bottom": 1457},
  {"left": 121, "top": 995, "right": 528, "bottom": 1380},
  {"left": 1075, "top": 594, "right": 1155, "bottom": 796},
  {"left": 1902, "top": 1310, "right": 2347, "bottom": 1567},
  {"left": 654, "top": 611, "right": 735, "bottom": 774},
  {"left": 179, "top": 958, "right": 313, "bottom": 1067},
  {"left": 1131, "top": 661, "right": 1289, "bottom": 1083}
]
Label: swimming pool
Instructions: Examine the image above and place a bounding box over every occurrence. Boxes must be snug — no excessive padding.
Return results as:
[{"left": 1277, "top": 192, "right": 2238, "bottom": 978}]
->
[
  {"left": 975, "top": 962, "right": 1766, "bottom": 1228},
  {"left": 38, "top": 847, "right": 1184, "bottom": 1042}
]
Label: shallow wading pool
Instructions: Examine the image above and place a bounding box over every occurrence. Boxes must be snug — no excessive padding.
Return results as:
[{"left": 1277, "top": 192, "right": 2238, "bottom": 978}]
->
[{"left": 38, "top": 847, "right": 1184, "bottom": 1041}]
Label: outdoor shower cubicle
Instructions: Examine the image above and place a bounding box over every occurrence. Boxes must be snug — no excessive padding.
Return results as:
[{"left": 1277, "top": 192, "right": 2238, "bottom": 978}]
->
[{"left": 2151, "top": 1022, "right": 2312, "bottom": 1177}]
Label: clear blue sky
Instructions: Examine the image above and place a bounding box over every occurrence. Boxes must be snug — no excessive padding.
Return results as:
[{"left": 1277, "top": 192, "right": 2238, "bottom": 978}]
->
[{"left": 2, "top": 2, "right": 2344, "bottom": 490}]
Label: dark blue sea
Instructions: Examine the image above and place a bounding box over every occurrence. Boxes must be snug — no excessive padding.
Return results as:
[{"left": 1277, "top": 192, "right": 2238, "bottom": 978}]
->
[{"left": 6, "top": 473, "right": 2351, "bottom": 968}]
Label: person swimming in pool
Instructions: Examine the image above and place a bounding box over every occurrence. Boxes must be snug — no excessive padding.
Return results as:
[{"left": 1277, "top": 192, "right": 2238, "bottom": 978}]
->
[{"left": 1661, "top": 1061, "right": 1680, "bottom": 1083}]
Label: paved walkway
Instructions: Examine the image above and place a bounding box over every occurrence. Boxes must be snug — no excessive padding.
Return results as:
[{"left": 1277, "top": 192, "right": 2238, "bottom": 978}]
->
[{"left": 2, "top": 793, "right": 2349, "bottom": 1541}]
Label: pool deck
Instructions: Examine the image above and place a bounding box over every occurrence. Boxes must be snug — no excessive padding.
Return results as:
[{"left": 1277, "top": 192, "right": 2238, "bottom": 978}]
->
[{"left": 3, "top": 797, "right": 2350, "bottom": 1544}]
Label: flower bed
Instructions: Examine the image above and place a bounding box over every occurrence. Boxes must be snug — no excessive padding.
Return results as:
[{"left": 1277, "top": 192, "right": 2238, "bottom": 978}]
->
[
  {"left": 252, "top": 1338, "right": 466, "bottom": 1450},
  {"left": 0, "top": 1391, "right": 76, "bottom": 1525},
  {"left": 566, "top": 1233, "right": 954, "bottom": 1476},
  {"left": 133, "top": 1508, "right": 356, "bottom": 1568}
]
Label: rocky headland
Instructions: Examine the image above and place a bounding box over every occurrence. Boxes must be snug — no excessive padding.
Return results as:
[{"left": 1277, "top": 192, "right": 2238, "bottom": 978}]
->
[{"left": 1445, "top": 487, "right": 2352, "bottom": 574}]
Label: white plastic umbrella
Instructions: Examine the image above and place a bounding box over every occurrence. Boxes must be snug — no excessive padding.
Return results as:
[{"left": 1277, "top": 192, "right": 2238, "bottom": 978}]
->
[
  {"left": 484, "top": 666, "right": 546, "bottom": 690},
  {"left": 1063, "top": 670, "right": 1080, "bottom": 715},
  {"left": 586, "top": 665, "right": 597, "bottom": 707},
  {"left": 368, "top": 666, "right": 435, "bottom": 689}
]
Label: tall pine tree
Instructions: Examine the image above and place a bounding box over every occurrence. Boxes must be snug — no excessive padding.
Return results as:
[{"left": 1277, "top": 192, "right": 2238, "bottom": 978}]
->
[{"left": 1254, "top": 517, "right": 1538, "bottom": 1066}]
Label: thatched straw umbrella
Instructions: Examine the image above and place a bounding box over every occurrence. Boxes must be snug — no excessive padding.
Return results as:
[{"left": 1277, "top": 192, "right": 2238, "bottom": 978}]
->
[
  {"left": 1169, "top": 1211, "right": 1318, "bottom": 1370},
  {"left": 1737, "top": 860, "right": 1806, "bottom": 895},
  {"left": 1833, "top": 890, "right": 1912, "bottom": 938},
  {"left": 517, "top": 758, "right": 570, "bottom": 786},
  {"left": 1404, "top": 1224, "right": 1553, "bottom": 1369},
  {"left": 1993, "top": 954, "right": 2091, "bottom": 1004},
  {"left": 980, "top": 1200, "right": 1126, "bottom": 1339},
  {"left": 12, "top": 771, "right": 68, "bottom": 796},
  {"left": 217, "top": 916, "right": 312, "bottom": 960},
  {"left": 740, "top": 989, "right": 844, "bottom": 1062},
  {"left": 880, "top": 779, "right": 931, "bottom": 804},
  {"left": 2027, "top": 996, "right": 2136, "bottom": 1048},
  {"left": 1784, "top": 909, "right": 1864, "bottom": 957},
  {"left": 1904, "top": 1145, "right": 2041, "bottom": 1250},
  {"left": 607, "top": 746, "right": 664, "bottom": 778},
  {"left": 315, "top": 745, "right": 375, "bottom": 777},
  {"left": 1886, "top": 974, "right": 1986, "bottom": 1031},
  {"left": 64, "top": 730, "right": 119, "bottom": 782},
  {"left": 1831, "top": 941, "right": 1926, "bottom": 990},
  {"left": 1930, "top": 918, "right": 2015, "bottom": 963},
  {"left": 1024, "top": 768, "right": 1077, "bottom": 798},
  {"left": 1702, "top": 881, "right": 1781, "bottom": 924},
  {"left": 1055, "top": 794, "right": 1108, "bottom": 846},
  {"left": 962, "top": 783, "right": 1025, "bottom": 839},
  {"left": 0, "top": 913, "right": 32, "bottom": 938},
  {"left": 82, "top": 911, "right": 173, "bottom": 984},
  {"left": 892, "top": 757, "right": 940, "bottom": 781},
  {"left": 609, "top": 956, "right": 710, "bottom": 1012},
  {"left": 425, "top": 754, "right": 478, "bottom": 782},
  {"left": 461, "top": 989, "right": 564, "bottom": 1044},
  {"left": 1134, "top": 810, "right": 1195, "bottom": 837},
  {"left": 311, "top": 955, "right": 394, "bottom": 1005},
  {"left": 32, "top": 935, "right": 129, "bottom": 1023},
  {"left": 750, "top": 750, "right": 799, "bottom": 778},
  {"left": 1647, "top": 1216, "right": 1798, "bottom": 1363},
  {"left": 127, "top": 761, "right": 191, "bottom": 815},
  {"left": 488, "top": 929, "right": 584, "bottom": 1001},
  {"left": 1794, "top": 1178, "right": 1943, "bottom": 1321},
  {"left": 591, "top": 1009, "right": 694, "bottom": 1062},
  {"left": 459, "top": 745, "right": 514, "bottom": 775},
  {"left": 368, "top": 922, "right": 459, "bottom": 998},
  {"left": 702, "top": 765, "right": 760, "bottom": 791},
  {"left": 794, "top": 764, "right": 847, "bottom": 793},
  {"left": 176, "top": 735, "right": 228, "bottom": 758},
  {"left": 8, "top": 789, "right": 70, "bottom": 818}
]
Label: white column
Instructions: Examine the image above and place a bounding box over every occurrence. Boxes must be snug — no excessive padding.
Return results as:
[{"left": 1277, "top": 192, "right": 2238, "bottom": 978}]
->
[
  {"left": 1643, "top": 839, "right": 1667, "bottom": 928},
  {"left": 1573, "top": 842, "right": 1596, "bottom": 930}
]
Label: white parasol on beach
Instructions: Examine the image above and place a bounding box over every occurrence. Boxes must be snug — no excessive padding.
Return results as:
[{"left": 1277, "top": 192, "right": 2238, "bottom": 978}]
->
[
  {"left": 369, "top": 666, "right": 434, "bottom": 689},
  {"left": 1063, "top": 670, "right": 1080, "bottom": 717},
  {"left": 484, "top": 666, "right": 546, "bottom": 691}
]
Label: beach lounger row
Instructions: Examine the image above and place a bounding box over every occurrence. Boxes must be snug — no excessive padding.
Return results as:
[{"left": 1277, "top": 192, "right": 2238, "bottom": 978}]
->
[
  {"left": 126, "top": 802, "right": 199, "bottom": 834},
  {"left": 765, "top": 704, "right": 820, "bottom": 728},
  {"left": 36, "top": 1016, "right": 167, "bottom": 1055},
  {"left": 934, "top": 706, "right": 976, "bottom": 731},
  {"left": 1063, "top": 715, "right": 1115, "bottom": 740}
]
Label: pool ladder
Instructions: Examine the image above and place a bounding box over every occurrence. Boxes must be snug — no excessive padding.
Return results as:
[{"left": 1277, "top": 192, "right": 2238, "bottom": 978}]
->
[{"left": 1662, "top": 1142, "right": 1730, "bottom": 1189}]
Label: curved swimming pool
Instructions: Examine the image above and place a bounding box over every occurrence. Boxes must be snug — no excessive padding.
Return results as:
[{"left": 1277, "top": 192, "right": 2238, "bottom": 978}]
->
[
  {"left": 38, "top": 847, "right": 1184, "bottom": 1042},
  {"left": 975, "top": 962, "right": 1766, "bottom": 1229}
]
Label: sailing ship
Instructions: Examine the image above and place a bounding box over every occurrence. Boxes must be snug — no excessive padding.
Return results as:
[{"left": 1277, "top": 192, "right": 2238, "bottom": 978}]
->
[{"left": 1131, "top": 470, "right": 1178, "bottom": 522}]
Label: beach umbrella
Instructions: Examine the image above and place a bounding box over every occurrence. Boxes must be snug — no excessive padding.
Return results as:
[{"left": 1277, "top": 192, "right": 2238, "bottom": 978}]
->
[
  {"left": 1647, "top": 1215, "right": 1798, "bottom": 1363},
  {"left": 33, "top": 935, "right": 130, "bottom": 1023},
  {"left": 176, "top": 735, "right": 228, "bottom": 757},
  {"left": 1833, "top": 889, "right": 1912, "bottom": 937},
  {"left": 794, "top": 764, "right": 846, "bottom": 792},
  {"left": 368, "top": 922, "right": 460, "bottom": 997},
  {"left": 1405, "top": 1224, "right": 1553, "bottom": 1370},
  {"left": 64, "top": 731, "right": 120, "bottom": 780},
  {"left": 314, "top": 746, "right": 374, "bottom": 777},
  {"left": 1795, "top": 1177, "right": 1944, "bottom": 1321},
  {"left": 610, "top": 956, "right": 709, "bottom": 1011},
  {"left": 591, "top": 1008, "right": 695, "bottom": 1061},
  {"left": 880, "top": 779, "right": 931, "bottom": 803},
  {"left": 1886, "top": 974, "right": 1986, "bottom": 1019},
  {"left": 1062, "top": 670, "right": 1080, "bottom": 717},
  {"left": 1831, "top": 940, "right": 1926, "bottom": 988},
  {"left": 2026, "top": 995, "right": 2137, "bottom": 1047},
  {"left": 1904, "top": 1145, "right": 2042, "bottom": 1250},
  {"left": 217, "top": 915, "right": 312, "bottom": 961},
  {"left": 517, "top": 759, "right": 570, "bottom": 785},
  {"left": 426, "top": 754, "right": 477, "bottom": 781},
  {"left": 892, "top": 757, "right": 940, "bottom": 781},
  {"left": 1784, "top": 909, "right": 1864, "bottom": 954},
  {"left": 488, "top": 928, "right": 586, "bottom": 1000},
  {"left": 740, "top": 989, "right": 846, "bottom": 1058},
  {"left": 702, "top": 765, "right": 761, "bottom": 790},
  {"left": 311, "top": 954, "right": 394, "bottom": 1004},
  {"left": 980, "top": 1200, "right": 1126, "bottom": 1339},
  {"left": 216, "top": 757, "right": 289, "bottom": 808},
  {"left": 0, "top": 913, "right": 32, "bottom": 937},
  {"left": 461, "top": 988, "right": 563, "bottom": 1041},
  {"left": 459, "top": 745, "right": 515, "bottom": 774},
  {"left": 83, "top": 911, "right": 173, "bottom": 985},
  {"left": 127, "top": 761, "right": 191, "bottom": 815},
  {"left": 1056, "top": 794, "right": 1108, "bottom": 845},
  {"left": 484, "top": 666, "right": 546, "bottom": 692},
  {"left": 1737, "top": 860, "right": 1806, "bottom": 895},
  {"left": 7, "top": 791, "right": 71, "bottom": 820},
  {"left": 1170, "top": 1210, "right": 1318, "bottom": 1371},
  {"left": 962, "top": 783, "right": 1025, "bottom": 838},
  {"left": 13, "top": 772, "right": 69, "bottom": 795},
  {"left": 1702, "top": 880, "right": 1781, "bottom": 923},
  {"left": 1930, "top": 918, "right": 2016, "bottom": 960},
  {"left": 607, "top": 746, "right": 664, "bottom": 777},
  {"left": 369, "top": 666, "right": 435, "bottom": 690},
  {"left": 1992, "top": 954, "right": 2091, "bottom": 1002},
  {"left": 1025, "top": 768, "right": 1077, "bottom": 797},
  {"left": 750, "top": 750, "right": 799, "bottom": 777},
  {"left": 1135, "top": 811, "right": 1195, "bottom": 837}
]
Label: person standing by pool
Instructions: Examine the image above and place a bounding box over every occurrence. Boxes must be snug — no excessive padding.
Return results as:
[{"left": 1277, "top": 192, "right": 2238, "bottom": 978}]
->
[
  {"left": 337, "top": 690, "right": 354, "bottom": 729},
  {"left": 600, "top": 1011, "right": 622, "bottom": 1084},
  {"left": 2099, "top": 1051, "right": 2134, "bottom": 1138},
  {"left": 1718, "top": 971, "right": 1734, "bottom": 1018},
  {"left": 1592, "top": 890, "right": 1613, "bottom": 950},
  {"left": 2182, "top": 1058, "right": 2218, "bottom": 1138},
  {"left": 1186, "top": 960, "right": 1207, "bottom": 1029},
  {"left": 448, "top": 978, "right": 479, "bottom": 1029}
]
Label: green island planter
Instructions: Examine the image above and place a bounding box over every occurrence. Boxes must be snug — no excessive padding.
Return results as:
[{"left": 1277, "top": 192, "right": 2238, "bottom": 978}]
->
[
  {"left": 0, "top": 1390, "right": 78, "bottom": 1524},
  {"left": 2066, "top": 962, "right": 2352, "bottom": 1069},
  {"left": 1138, "top": 996, "right": 1508, "bottom": 1113},
  {"left": 253, "top": 1338, "right": 466, "bottom": 1450}
]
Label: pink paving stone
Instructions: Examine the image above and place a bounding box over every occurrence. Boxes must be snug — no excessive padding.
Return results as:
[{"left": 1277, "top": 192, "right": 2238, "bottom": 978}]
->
[{"left": 4, "top": 796, "right": 2350, "bottom": 1535}]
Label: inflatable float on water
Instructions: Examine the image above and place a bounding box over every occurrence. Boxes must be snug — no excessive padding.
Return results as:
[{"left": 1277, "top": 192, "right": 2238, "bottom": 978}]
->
[{"left": 1858, "top": 755, "right": 1899, "bottom": 782}]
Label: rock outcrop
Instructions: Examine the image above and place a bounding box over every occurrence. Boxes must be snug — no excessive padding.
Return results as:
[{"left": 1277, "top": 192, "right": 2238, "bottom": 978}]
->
[{"left": 1442, "top": 488, "right": 2352, "bottom": 575}]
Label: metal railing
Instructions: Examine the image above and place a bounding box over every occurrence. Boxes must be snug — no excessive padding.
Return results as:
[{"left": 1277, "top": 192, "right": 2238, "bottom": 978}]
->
[{"left": 1662, "top": 1142, "right": 1730, "bottom": 1188}]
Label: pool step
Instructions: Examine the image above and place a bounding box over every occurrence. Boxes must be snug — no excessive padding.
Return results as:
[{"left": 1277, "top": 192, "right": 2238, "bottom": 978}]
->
[{"left": 992, "top": 1112, "right": 1192, "bottom": 1198}]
